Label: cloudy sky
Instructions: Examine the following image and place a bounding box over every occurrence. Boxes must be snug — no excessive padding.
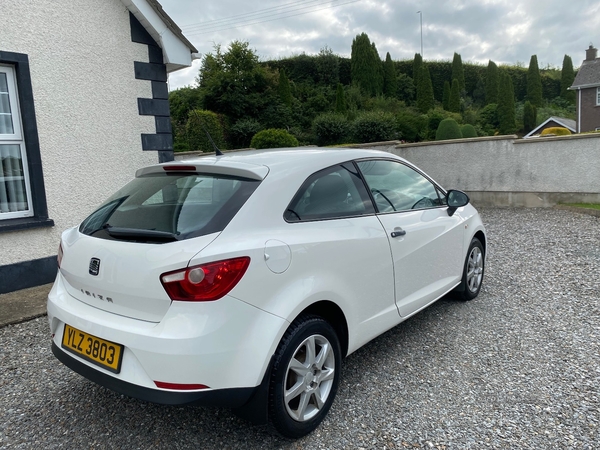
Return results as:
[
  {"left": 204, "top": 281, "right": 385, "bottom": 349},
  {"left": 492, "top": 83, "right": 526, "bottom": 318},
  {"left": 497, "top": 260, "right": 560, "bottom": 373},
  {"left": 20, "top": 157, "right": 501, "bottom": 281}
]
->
[{"left": 159, "top": 0, "right": 600, "bottom": 91}]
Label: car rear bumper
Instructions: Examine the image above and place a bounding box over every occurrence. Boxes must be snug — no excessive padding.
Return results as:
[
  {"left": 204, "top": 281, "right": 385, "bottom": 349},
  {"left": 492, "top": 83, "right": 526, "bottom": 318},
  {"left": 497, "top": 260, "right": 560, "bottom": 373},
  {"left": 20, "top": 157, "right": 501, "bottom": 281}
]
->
[{"left": 51, "top": 341, "right": 255, "bottom": 407}]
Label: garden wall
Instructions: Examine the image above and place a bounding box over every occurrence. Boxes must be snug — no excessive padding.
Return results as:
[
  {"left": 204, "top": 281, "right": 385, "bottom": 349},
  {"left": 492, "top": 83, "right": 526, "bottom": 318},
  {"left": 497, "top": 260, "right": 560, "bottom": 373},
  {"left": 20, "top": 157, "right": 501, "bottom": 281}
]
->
[{"left": 383, "top": 134, "right": 600, "bottom": 207}]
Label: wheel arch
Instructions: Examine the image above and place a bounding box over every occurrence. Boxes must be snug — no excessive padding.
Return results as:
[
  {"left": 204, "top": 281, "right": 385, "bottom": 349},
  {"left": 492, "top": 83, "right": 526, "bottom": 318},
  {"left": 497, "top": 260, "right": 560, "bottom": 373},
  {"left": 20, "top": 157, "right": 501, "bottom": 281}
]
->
[
  {"left": 296, "top": 300, "right": 349, "bottom": 358},
  {"left": 473, "top": 230, "right": 486, "bottom": 255}
]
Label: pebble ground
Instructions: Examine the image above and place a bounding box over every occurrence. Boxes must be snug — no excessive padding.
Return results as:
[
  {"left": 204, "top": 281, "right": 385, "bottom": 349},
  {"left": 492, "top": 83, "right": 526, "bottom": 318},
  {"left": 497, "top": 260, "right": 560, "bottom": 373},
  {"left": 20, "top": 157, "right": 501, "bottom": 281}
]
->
[{"left": 1, "top": 208, "right": 598, "bottom": 449}]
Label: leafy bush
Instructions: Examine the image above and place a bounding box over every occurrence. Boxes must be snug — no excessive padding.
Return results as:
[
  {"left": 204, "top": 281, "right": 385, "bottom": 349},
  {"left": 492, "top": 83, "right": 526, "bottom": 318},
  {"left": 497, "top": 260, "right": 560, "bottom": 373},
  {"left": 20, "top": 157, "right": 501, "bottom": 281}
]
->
[
  {"left": 425, "top": 108, "right": 461, "bottom": 140},
  {"left": 313, "top": 113, "right": 351, "bottom": 146},
  {"left": 436, "top": 118, "right": 462, "bottom": 140},
  {"left": 229, "top": 118, "right": 263, "bottom": 149},
  {"left": 540, "top": 127, "right": 571, "bottom": 136},
  {"left": 250, "top": 128, "right": 299, "bottom": 149},
  {"left": 185, "top": 110, "right": 227, "bottom": 152},
  {"left": 478, "top": 103, "right": 499, "bottom": 133},
  {"left": 460, "top": 124, "right": 477, "bottom": 138},
  {"left": 352, "top": 111, "right": 398, "bottom": 143},
  {"left": 396, "top": 108, "right": 427, "bottom": 142}
]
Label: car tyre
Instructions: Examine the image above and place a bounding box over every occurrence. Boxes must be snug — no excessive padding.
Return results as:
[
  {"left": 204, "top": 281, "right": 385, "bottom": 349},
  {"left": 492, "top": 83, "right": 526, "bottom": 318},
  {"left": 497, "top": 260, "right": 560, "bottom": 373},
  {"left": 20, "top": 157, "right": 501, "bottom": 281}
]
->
[
  {"left": 268, "top": 315, "right": 341, "bottom": 438},
  {"left": 457, "top": 237, "right": 485, "bottom": 301}
]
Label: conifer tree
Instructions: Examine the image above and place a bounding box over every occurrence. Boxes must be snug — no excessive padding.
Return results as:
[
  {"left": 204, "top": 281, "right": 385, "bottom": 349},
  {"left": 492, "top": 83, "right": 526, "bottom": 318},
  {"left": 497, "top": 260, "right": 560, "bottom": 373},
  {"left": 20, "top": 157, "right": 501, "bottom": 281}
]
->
[
  {"left": 442, "top": 81, "right": 450, "bottom": 110},
  {"left": 451, "top": 52, "right": 465, "bottom": 93},
  {"left": 498, "top": 71, "right": 516, "bottom": 134},
  {"left": 350, "top": 33, "right": 383, "bottom": 96},
  {"left": 473, "top": 77, "right": 486, "bottom": 106},
  {"left": 383, "top": 52, "right": 398, "bottom": 98},
  {"left": 527, "top": 55, "right": 543, "bottom": 107},
  {"left": 523, "top": 100, "right": 536, "bottom": 133},
  {"left": 371, "top": 42, "right": 384, "bottom": 95},
  {"left": 413, "top": 53, "right": 423, "bottom": 90},
  {"left": 485, "top": 60, "right": 499, "bottom": 105},
  {"left": 335, "top": 83, "right": 347, "bottom": 114},
  {"left": 560, "top": 54, "right": 576, "bottom": 103},
  {"left": 448, "top": 79, "right": 461, "bottom": 112},
  {"left": 278, "top": 69, "right": 292, "bottom": 108},
  {"left": 417, "top": 64, "right": 434, "bottom": 113}
]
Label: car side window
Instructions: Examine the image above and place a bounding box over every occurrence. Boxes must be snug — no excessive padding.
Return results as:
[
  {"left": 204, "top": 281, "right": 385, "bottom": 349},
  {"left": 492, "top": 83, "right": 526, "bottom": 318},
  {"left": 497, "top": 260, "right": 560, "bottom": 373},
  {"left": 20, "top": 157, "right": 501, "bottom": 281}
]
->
[
  {"left": 356, "top": 160, "right": 443, "bottom": 212},
  {"left": 285, "top": 163, "right": 375, "bottom": 221}
]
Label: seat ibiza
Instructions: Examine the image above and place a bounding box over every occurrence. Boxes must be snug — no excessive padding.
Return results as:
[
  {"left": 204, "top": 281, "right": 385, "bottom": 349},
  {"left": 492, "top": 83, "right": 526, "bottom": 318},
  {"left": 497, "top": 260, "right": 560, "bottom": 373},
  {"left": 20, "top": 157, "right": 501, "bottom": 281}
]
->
[{"left": 48, "top": 148, "right": 486, "bottom": 438}]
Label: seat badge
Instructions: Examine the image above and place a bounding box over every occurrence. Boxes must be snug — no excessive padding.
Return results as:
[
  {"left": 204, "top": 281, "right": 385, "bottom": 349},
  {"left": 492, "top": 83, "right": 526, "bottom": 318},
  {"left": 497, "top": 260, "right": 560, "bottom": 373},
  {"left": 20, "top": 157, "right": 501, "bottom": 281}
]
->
[{"left": 89, "top": 258, "right": 101, "bottom": 276}]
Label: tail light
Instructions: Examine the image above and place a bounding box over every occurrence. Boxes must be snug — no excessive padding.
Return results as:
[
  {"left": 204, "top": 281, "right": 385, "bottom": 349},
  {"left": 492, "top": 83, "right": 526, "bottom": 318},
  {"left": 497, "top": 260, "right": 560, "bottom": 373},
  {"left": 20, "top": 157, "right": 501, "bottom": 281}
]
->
[
  {"left": 57, "top": 243, "right": 64, "bottom": 269},
  {"left": 160, "top": 257, "right": 250, "bottom": 302}
]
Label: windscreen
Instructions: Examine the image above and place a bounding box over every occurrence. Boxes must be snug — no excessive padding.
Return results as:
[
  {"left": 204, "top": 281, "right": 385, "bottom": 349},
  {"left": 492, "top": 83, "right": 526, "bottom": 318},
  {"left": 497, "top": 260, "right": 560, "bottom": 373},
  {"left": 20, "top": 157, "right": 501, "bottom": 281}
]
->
[{"left": 79, "top": 172, "right": 260, "bottom": 242}]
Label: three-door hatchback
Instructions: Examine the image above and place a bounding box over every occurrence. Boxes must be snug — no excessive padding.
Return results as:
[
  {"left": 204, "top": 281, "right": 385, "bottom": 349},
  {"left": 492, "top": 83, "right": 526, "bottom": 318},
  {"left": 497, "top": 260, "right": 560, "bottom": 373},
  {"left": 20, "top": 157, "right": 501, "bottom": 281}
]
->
[{"left": 48, "top": 148, "right": 486, "bottom": 438}]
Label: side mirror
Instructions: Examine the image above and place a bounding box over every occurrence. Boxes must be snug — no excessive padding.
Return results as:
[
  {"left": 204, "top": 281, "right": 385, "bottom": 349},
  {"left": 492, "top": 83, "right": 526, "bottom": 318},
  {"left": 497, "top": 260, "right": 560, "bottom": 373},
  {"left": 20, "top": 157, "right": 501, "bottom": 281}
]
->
[{"left": 446, "top": 190, "right": 470, "bottom": 216}]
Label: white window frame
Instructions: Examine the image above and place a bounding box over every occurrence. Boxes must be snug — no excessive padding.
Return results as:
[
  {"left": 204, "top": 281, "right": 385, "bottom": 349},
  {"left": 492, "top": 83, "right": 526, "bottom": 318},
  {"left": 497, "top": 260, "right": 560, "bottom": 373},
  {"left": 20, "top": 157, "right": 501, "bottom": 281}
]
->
[
  {"left": 0, "top": 64, "right": 34, "bottom": 219},
  {"left": 597, "top": 87, "right": 600, "bottom": 106}
]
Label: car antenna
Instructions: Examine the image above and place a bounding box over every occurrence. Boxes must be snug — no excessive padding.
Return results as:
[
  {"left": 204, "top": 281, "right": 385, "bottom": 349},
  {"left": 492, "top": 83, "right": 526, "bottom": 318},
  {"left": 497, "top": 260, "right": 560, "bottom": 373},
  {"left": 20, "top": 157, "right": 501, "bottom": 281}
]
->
[{"left": 192, "top": 110, "right": 223, "bottom": 156}]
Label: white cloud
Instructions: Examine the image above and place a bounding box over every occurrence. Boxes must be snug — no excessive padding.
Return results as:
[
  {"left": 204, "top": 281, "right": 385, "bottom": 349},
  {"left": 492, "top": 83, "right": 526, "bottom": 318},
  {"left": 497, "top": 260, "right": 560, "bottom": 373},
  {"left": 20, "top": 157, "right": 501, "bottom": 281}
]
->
[{"left": 160, "top": 0, "right": 600, "bottom": 89}]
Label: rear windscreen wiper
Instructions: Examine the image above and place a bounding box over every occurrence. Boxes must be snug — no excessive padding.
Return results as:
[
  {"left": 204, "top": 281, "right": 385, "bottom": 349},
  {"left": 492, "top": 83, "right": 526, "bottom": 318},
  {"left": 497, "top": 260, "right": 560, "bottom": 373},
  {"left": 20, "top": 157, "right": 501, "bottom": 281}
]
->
[{"left": 104, "top": 226, "right": 179, "bottom": 242}]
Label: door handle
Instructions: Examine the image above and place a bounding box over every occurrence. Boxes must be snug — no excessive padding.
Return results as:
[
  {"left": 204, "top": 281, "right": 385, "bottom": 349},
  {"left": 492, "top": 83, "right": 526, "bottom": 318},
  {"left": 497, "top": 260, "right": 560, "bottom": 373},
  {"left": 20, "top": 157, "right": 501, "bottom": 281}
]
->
[{"left": 391, "top": 227, "right": 406, "bottom": 238}]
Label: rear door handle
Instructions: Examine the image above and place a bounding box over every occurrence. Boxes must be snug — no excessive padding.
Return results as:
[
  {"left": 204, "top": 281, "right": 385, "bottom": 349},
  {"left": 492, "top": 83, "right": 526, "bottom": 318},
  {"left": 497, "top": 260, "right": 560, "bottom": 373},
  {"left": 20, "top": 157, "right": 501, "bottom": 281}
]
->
[{"left": 391, "top": 227, "right": 406, "bottom": 238}]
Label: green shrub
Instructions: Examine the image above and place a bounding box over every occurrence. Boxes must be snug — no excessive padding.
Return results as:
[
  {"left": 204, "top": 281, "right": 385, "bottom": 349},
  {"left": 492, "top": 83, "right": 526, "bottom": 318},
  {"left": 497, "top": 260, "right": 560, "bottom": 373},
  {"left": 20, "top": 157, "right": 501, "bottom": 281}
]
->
[
  {"left": 426, "top": 108, "right": 461, "bottom": 140},
  {"left": 185, "top": 110, "right": 227, "bottom": 152},
  {"left": 436, "top": 118, "right": 462, "bottom": 140},
  {"left": 460, "top": 124, "right": 477, "bottom": 138},
  {"left": 250, "top": 128, "right": 299, "bottom": 149},
  {"left": 540, "top": 127, "right": 571, "bottom": 136},
  {"left": 229, "top": 119, "right": 262, "bottom": 149},
  {"left": 312, "top": 113, "right": 351, "bottom": 146},
  {"left": 395, "top": 108, "right": 427, "bottom": 142},
  {"left": 351, "top": 111, "right": 398, "bottom": 143}
]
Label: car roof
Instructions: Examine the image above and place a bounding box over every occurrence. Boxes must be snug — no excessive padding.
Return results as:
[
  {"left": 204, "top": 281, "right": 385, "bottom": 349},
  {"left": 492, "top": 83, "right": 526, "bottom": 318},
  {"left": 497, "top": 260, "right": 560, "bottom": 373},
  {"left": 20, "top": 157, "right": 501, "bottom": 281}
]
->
[{"left": 136, "top": 147, "right": 405, "bottom": 180}]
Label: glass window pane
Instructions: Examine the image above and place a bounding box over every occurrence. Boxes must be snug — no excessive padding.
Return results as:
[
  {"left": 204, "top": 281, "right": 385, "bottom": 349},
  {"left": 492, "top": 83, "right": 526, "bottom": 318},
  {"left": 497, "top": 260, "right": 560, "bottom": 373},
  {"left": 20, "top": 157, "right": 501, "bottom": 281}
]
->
[
  {"left": 0, "top": 144, "right": 28, "bottom": 213},
  {"left": 0, "top": 73, "right": 7, "bottom": 92},
  {"left": 285, "top": 164, "right": 375, "bottom": 221},
  {"left": 0, "top": 114, "right": 14, "bottom": 135},
  {"left": 357, "top": 160, "right": 442, "bottom": 212},
  {"left": 79, "top": 173, "right": 260, "bottom": 241},
  {"left": 0, "top": 93, "right": 11, "bottom": 114}
]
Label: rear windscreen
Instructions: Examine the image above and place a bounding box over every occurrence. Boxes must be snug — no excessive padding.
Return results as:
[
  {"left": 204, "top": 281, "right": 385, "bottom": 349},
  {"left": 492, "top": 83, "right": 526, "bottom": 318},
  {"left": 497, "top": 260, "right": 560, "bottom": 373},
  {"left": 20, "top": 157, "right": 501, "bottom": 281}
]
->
[{"left": 79, "top": 173, "right": 260, "bottom": 242}]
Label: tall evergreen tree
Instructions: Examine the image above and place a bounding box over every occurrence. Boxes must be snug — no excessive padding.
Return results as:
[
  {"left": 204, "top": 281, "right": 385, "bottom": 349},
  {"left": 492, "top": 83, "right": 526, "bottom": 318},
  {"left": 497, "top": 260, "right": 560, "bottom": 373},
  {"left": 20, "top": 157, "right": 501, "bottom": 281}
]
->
[
  {"left": 451, "top": 52, "right": 465, "bottom": 93},
  {"left": 278, "top": 69, "right": 292, "bottom": 108},
  {"left": 523, "top": 100, "right": 536, "bottom": 133},
  {"left": 383, "top": 52, "right": 398, "bottom": 98},
  {"left": 448, "top": 79, "right": 461, "bottom": 112},
  {"left": 442, "top": 81, "right": 451, "bottom": 110},
  {"left": 485, "top": 60, "right": 499, "bottom": 105},
  {"left": 498, "top": 71, "right": 516, "bottom": 134},
  {"left": 371, "top": 42, "right": 384, "bottom": 95},
  {"left": 527, "top": 55, "right": 543, "bottom": 107},
  {"left": 335, "top": 83, "right": 347, "bottom": 114},
  {"left": 413, "top": 53, "right": 423, "bottom": 90},
  {"left": 350, "top": 33, "right": 383, "bottom": 96},
  {"left": 473, "top": 77, "right": 486, "bottom": 106},
  {"left": 560, "top": 54, "right": 576, "bottom": 103},
  {"left": 417, "top": 64, "right": 434, "bottom": 113}
]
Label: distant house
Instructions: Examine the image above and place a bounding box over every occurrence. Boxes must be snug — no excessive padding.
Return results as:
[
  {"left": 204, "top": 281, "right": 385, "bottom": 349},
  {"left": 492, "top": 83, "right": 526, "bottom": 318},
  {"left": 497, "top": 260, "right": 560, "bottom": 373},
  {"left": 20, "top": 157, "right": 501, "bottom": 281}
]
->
[
  {"left": 1, "top": 0, "right": 197, "bottom": 294},
  {"left": 570, "top": 45, "right": 600, "bottom": 133},
  {"left": 523, "top": 116, "right": 576, "bottom": 138}
]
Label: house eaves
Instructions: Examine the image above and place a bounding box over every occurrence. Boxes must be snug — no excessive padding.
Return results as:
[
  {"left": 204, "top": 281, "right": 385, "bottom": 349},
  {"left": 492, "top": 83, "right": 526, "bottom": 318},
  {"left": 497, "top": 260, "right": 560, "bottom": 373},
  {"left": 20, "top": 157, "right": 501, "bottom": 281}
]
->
[{"left": 121, "top": 0, "right": 198, "bottom": 73}]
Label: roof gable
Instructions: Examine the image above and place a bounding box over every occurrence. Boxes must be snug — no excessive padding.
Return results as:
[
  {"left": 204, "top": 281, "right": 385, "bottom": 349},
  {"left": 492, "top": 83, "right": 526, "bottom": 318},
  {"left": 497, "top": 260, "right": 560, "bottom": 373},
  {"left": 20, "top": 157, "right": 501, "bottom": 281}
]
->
[
  {"left": 121, "top": 0, "right": 197, "bottom": 73},
  {"left": 524, "top": 116, "right": 577, "bottom": 138}
]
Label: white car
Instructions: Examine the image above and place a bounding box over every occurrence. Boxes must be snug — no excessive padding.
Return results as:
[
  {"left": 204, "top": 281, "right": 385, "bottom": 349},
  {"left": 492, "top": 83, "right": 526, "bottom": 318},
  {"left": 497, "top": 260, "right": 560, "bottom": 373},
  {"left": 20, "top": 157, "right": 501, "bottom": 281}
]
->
[{"left": 48, "top": 148, "right": 486, "bottom": 438}]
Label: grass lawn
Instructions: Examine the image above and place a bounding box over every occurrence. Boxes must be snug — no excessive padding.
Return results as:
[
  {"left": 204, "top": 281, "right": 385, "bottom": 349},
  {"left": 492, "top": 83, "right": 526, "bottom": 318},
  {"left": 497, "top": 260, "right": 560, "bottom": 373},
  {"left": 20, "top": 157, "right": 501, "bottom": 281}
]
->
[{"left": 563, "top": 203, "right": 600, "bottom": 211}]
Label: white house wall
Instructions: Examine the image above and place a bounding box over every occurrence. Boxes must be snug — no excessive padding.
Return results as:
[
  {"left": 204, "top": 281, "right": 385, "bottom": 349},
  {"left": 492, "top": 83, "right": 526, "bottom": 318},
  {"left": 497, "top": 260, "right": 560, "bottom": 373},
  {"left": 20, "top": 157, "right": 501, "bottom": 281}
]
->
[{"left": 2, "top": 0, "right": 159, "bottom": 267}]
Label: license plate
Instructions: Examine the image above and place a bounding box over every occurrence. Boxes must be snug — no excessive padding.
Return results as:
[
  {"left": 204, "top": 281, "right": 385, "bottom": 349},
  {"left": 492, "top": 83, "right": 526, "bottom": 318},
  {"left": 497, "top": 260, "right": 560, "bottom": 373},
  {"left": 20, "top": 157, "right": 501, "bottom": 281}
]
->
[{"left": 61, "top": 324, "right": 124, "bottom": 374}]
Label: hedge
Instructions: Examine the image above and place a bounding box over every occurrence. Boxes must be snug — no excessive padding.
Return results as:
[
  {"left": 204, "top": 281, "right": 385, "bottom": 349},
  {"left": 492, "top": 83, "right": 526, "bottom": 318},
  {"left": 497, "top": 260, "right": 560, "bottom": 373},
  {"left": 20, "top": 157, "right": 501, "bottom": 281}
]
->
[{"left": 250, "top": 128, "right": 299, "bottom": 149}]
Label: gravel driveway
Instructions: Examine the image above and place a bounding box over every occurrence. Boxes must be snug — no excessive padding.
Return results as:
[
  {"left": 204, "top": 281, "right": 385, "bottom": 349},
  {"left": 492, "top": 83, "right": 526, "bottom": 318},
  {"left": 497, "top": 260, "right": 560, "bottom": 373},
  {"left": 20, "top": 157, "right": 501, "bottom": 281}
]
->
[{"left": 1, "top": 208, "right": 599, "bottom": 449}]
